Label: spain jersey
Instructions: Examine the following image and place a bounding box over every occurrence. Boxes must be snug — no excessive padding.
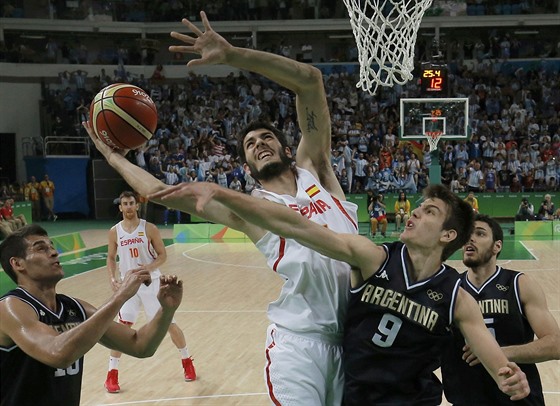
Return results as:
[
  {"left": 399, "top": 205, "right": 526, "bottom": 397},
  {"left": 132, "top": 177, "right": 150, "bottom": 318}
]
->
[
  {"left": 253, "top": 167, "right": 358, "bottom": 341},
  {"left": 0, "top": 287, "right": 87, "bottom": 406},
  {"left": 115, "top": 219, "right": 161, "bottom": 280},
  {"left": 442, "top": 267, "right": 544, "bottom": 406},
  {"left": 343, "top": 242, "right": 462, "bottom": 406}
]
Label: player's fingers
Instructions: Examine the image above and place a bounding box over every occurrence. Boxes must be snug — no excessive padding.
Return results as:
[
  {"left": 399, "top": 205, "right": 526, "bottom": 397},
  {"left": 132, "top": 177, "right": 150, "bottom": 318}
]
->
[
  {"left": 468, "top": 358, "right": 481, "bottom": 366},
  {"left": 180, "top": 17, "right": 203, "bottom": 37},
  {"left": 200, "top": 11, "right": 212, "bottom": 32},
  {"left": 168, "top": 45, "right": 196, "bottom": 54},
  {"left": 169, "top": 31, "right": 196, "bottom": 44},
  {"left": 497, "top": 366, "right": 513, "bottom": 377},
  {"left": 148, "top": 184, "right": 183, "bottom": 199},
  {"left": 186, "top": 59, "right": 208, "bottom": 68},
  {"left": 82, "top": 121, "right": 96, "bottom": 138}
]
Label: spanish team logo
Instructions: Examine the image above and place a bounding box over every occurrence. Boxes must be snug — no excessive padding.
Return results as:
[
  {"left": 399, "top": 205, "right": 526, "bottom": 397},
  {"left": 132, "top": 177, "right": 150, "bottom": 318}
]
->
[
  {"left": 305, "top": 184, "right": 320, "bottom": 198},
  {"left": 138, "top": 231, "right": 145, "bottom": 236}
]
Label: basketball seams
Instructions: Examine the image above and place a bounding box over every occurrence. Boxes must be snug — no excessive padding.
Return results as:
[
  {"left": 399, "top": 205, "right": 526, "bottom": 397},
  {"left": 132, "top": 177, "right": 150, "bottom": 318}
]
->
[
  {"left": 100, "top": 97, "right": 154, "bottom": 140},
  {"left": 101, "top": 110, "right": 149, "bottom": 149},
  {"left": 89, "top": 83, "right": 157, "bottom": 150}
]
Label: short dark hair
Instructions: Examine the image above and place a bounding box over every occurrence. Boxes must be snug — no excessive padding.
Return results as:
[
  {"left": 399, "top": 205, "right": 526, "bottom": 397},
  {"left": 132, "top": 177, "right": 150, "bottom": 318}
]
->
[
  {"left": 119, "top": 190, "right": 138, "bottom": 203},
  {"left": 236, "top": 120, "right": 289, "bottom": 164},
  {"left": 0, "top": 224, "right": 49, "bottom": 283},
  {"left": 474, "top": 213, "right": 504, "bottom": 258},
  {"left": 422, "top": 184, "right": 475, "bottom": 261}
]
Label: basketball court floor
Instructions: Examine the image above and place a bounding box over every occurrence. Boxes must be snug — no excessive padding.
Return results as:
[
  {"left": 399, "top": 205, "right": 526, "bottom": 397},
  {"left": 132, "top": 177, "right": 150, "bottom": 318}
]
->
[{"left": 1, "top": 220, "right": 558, "bottom": 405}]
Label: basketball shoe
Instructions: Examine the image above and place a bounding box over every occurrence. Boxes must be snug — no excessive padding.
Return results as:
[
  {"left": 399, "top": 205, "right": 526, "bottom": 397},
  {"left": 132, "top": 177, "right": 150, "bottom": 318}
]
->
[
  {"left": 104, "top": 369, "right": 120, "bottom": 393},
  {"left": 182, "top": 357, "right": 197, "bottom": 381}
]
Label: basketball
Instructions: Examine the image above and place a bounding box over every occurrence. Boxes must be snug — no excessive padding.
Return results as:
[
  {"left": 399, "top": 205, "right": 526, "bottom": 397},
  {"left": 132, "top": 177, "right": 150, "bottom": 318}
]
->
[{"left": 89, "top": 83, "right": 157, "bottom": 149}]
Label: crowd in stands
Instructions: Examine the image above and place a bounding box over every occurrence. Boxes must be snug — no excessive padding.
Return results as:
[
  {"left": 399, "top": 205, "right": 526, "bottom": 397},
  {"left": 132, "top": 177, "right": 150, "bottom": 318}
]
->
[
  {"left": 37, "top": 50, "right": 560, "bottom": 197},
  {"left": 3, "top": 0, "right": 558, "bottom": 21}
]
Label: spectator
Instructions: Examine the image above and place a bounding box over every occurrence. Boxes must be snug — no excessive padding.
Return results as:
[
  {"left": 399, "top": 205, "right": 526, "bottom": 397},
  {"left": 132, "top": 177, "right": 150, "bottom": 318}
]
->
[
  {"left": 464, "top": 191, "right": 479, "bottom": 213},
  {"left": 537, "top": 194, "right": 555, "bottom": 220},
  {"left": 0, "top": 198, "right": 27, "bottom": 230},
  {"left": 244, "top": 173, "right": 256, "bottom": 194},
  {"left": 229, "top": 176, "right": 243, "bottom": 192},
  {"left": 466, "top": 161, "right": 484, "bottom": 192},
  {"left": 394, "top": 191, "right": 411, "bottom": 232},
  {"left": 339, "top": 168, "right": 350, "bottom": 194},
  {"left": 368, "top": 193, "right": 387, "bottom": 238},
  {"left": 0, "top": 201, "right": 13, "bottom": 238},
  {"left": 24, "top": 176, "right": 41, "bottom": 221},
  {"left": 515, "top": 197, "right": 535, "bottom": 221},
  {"left": 39, "top": 174, "right": 57, "bottom": 221}
]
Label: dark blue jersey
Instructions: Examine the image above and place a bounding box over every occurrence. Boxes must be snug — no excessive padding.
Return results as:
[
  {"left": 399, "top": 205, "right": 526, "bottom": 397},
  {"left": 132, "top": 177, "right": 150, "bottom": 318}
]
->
[
  {"left": 343, "top": 242, "right": 462, "bottom": 406},
  {"left": 0, "top": 287, "right": 87, "bottom": 406},
  {"left": 442, "top": 267, "right": 544, "bottom": 406}
]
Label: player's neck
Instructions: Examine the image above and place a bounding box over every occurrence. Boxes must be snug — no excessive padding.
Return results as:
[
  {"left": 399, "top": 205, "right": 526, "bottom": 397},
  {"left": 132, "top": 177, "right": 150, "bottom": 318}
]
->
[
  {"left": 260, "top": 170, "right": 298, "bottom": 196},
  {"left": 121, "top": 216, "right": 140, "bottom": 231},
  {"left": 19, "top": 283, "right": 58, "bottom": 312},
  {"left": 405, "top": 247, "right": 444, "bottom": 283},
  {"left": 467, "top": 260, "right": 498, "bottom": 288}
]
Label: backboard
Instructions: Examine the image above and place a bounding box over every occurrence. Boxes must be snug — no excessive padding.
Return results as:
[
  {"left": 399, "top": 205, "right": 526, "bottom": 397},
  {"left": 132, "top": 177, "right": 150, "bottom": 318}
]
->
[{"left": 399, "top": 97, "right": 469, "bottom": 139}]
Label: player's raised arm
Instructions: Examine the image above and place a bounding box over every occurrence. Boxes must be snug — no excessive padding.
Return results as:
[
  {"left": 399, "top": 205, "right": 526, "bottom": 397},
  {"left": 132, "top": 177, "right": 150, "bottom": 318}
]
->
[
  {"left": 454, "top": 288, "right": 530, "bottom": 400},
  {"left": 83, "top": 121, "right": 264, "bottom": 242},
  {"left": 95, "top": 274, "right": 183, "bottom": 356},
  {"left": 169, "top": 11, "right": 339, "bottom": 198},
  {"left": 0, "top": 267, "right": 151, "bottom": 368},
  {"left": 150, "top": 182, "right": 386, "bottom": 276}
]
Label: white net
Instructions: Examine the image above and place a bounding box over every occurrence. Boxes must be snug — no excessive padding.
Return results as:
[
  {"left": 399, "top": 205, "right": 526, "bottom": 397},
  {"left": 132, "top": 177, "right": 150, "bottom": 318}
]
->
[
  {"left": 425, "top": 131, "right": 442, "bottom": 152},
  {"left": 343, "top": 0, "right": 434, "bottom": 95}
]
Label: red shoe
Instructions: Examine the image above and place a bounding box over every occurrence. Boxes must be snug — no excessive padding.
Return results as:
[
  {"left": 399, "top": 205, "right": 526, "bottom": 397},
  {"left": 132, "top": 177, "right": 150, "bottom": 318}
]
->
[
  {"left": 104, "top": 369, "right": 120, "bottom": 393},
  {"left": 182, "top": 357, "right": 197, "bottom": 381}
]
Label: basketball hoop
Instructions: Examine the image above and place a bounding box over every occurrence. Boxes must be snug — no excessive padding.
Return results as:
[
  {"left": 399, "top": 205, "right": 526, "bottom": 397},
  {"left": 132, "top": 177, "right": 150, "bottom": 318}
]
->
[
  {"left": 425, "top": 131, "right": 442, "bottom": 152},
  {"left": 343, "top": 0, "right": 434, "bottom": 95}
]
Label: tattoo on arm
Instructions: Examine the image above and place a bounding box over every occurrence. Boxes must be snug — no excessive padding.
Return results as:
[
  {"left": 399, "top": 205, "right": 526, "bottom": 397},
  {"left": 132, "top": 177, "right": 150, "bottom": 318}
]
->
[{"left": 306, "top": 108, "right": 318, "bottom": 132}]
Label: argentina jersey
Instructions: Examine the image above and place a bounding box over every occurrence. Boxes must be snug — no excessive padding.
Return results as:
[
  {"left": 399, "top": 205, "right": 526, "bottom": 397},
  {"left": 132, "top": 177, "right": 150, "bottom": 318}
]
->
[
  {"left": 343, "top": 241, "right": 462, "bottom": 406},
  {"left": 442, "top": 267, "right": 544, "bottom": 406},
  {"left": 0, "top": 287, "right": 87, "bottom": 406}
]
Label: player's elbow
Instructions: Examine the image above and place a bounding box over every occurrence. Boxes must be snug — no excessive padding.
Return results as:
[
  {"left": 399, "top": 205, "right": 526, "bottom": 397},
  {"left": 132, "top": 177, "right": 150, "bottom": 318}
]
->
[
  {"left": 298, "top": 66, "right": 323, "bottom": 91},
  {"left": 47, "top": 353, "right": 80, "bottom": 369}
]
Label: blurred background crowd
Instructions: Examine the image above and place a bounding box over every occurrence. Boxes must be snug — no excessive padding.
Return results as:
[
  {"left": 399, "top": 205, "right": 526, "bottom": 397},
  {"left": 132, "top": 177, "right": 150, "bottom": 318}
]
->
[{"left": 0, "top": 0, "right": 558, "bottom": 200}]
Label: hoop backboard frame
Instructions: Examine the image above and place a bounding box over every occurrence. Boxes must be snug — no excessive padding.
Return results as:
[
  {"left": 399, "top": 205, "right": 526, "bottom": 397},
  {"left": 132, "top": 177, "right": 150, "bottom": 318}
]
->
[{"left": 399, "top": 97, "right": 470, "bottom": 141}]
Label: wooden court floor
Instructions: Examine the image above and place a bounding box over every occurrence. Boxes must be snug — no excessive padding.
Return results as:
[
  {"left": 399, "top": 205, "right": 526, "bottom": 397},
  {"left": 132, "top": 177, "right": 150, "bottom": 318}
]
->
[{"left": 52, "top": 229, "right": 560, "bottom": 405}]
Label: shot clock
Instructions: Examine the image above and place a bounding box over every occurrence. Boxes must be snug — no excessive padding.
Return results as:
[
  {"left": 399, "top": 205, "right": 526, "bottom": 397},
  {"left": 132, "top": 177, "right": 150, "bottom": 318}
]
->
[{"left": 420, "top": 67, "right": 448, "bottom": 94}]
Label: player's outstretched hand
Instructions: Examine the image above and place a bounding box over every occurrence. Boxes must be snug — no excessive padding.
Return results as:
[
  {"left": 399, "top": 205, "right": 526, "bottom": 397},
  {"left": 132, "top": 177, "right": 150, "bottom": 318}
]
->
[
  {"left": 117, "top": 267, "right": 152, "bottom": 301},
  {"left": 157, "top": 275, "right": 183, "bottom": 311},
  {"left": 169, "top": 11, "right": 232, "bottom": 68},
  {"left": 82, "top": 120, "right": 129, "bottom": 157},
  {"left": 148, "top": 182, "right": 219, "bottom": 213},
  {"left": 461, "top": 343, "right": 481, "bottom": 366},
  {"left": 498, "top": 362, "right": 530, "bottom": 401}
]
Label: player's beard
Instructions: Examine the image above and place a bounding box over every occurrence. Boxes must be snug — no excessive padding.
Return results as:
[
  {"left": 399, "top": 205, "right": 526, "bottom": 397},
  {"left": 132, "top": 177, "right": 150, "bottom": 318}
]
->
[
  {"left": 124, "top": 210, "right": 137, "bottom": 220},
  {"left": 463, "top": 246, "right": 494, "bottom": 268},
  {"left": 247, "top": 152, "right": 294, "bottom": 182}
]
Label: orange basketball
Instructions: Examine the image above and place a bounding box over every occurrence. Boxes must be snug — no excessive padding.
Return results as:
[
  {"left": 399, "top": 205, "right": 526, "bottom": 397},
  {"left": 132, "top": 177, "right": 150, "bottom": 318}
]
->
[{"left": 89, "top": 83, "right": 157, "bottom": 149}]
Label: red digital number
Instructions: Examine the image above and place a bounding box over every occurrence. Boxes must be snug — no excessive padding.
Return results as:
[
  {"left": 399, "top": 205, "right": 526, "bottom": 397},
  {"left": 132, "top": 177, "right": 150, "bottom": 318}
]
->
[{"left": 430, "top": 78, "right": 443, "bottom": 90}]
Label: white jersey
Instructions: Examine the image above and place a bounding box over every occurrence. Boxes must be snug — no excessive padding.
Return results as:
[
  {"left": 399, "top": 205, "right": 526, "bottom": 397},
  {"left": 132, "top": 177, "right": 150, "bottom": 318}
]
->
[
  {"left": 253, "top": 167, "right": 358, "bottom": 342},
  {"left": 115, "top": 219, "right": 161, "bottom": 280}
]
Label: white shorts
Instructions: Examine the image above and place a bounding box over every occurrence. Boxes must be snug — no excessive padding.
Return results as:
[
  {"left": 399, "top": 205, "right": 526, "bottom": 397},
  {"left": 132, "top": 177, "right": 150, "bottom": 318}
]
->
[
  {"left": 118, "top": 277, "right": 175, "bottom": 324},
  {"left": 264, "top": 324, "right": 344, "bottom": 406}
]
